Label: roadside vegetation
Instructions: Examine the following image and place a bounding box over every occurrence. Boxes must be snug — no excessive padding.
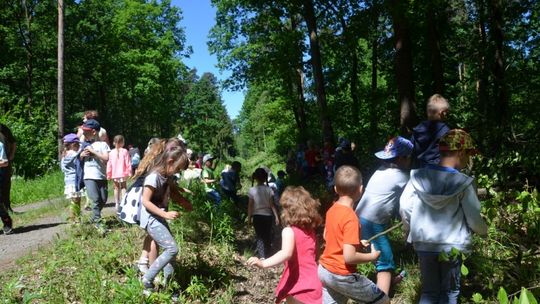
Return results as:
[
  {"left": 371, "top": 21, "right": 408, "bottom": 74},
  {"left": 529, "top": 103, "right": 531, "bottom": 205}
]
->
[{"left": 1, "top": 166, "right": 539, "bottom": 303}]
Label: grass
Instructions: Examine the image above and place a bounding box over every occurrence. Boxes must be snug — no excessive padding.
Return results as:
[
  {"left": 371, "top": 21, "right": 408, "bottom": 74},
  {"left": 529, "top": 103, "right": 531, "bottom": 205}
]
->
[{"left": 11, "top": 170, "right": 64, "bottom": 206}]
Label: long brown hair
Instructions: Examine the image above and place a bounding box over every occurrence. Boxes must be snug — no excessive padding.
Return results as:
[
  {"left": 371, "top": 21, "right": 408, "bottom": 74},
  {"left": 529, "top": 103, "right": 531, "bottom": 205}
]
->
[{"left": 280, "top": 186, "right": 322, "bottom": 230}]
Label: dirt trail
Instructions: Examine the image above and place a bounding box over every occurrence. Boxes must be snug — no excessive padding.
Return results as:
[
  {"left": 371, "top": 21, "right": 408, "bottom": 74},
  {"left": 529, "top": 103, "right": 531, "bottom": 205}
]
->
[{"left": 0, "top": 201, "right": 115, "bottom": 271}]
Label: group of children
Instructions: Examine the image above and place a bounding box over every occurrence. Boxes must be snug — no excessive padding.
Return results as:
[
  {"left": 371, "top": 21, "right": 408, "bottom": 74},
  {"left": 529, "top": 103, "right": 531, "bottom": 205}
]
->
[
  {"left": 56, "top": 94, "right": 488, "bottom": 302},
  {"left": 246, "top": 94, "right": 487, "bottom": 304}
]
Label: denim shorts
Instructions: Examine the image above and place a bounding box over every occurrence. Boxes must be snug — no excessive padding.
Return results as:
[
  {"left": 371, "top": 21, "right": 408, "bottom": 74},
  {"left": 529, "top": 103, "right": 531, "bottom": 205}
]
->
[{"left": 360, "top": 217, "right": 395, "bottom": 272}]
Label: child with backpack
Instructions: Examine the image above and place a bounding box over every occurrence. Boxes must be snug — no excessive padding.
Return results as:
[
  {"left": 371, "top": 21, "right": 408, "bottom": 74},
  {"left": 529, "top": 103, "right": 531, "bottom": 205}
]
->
[
  {"left": 140, "top": 146, "right": 192, "bottom": 293},
  {"left": 61, "top": 134, "right": 83, "bottom": 223},
  {"left": 247, "top": 186, "right": 323, "bottom": 303},
  {"left": 248, "top": 168, "right": 280, "bottom": 259}
]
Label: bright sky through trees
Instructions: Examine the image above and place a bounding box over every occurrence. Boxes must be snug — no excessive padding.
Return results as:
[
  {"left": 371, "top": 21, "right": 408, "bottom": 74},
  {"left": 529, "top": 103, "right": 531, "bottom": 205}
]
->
[{"left": 173, "top": 0, "right": 244, "bottom": 119}]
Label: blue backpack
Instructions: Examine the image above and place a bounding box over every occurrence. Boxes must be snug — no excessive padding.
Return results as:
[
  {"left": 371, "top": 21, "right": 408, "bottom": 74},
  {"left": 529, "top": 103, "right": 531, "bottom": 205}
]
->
[{"left": 75, "top": 141, "right": 91, "bottom": 191}]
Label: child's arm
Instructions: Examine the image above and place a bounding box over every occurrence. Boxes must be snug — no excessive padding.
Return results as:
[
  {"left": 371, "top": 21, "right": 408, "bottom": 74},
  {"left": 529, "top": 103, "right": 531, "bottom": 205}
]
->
[
  {"left": 271, "top": 204, "right": 280, "bottom": 226},
  {"left": 0, "top": 159, "right": 8, "bottom": 168},
  {"left": 142, "top": 186, "right": 179, "bottom": 220},
  {"left": 462, "top": 186, "right": 488, "bottom": 236},
  {"left": 169, "top": 180, "right": 193, "bottom": 211},
  {"left": 247, "top": 226, "right": 294, "bottom": 268},
  {"left": 106, "top": 154, "right": 113, "bottom": 180},
  {"left": 343, "top": 242, "right": 380, "bottom": 265}
]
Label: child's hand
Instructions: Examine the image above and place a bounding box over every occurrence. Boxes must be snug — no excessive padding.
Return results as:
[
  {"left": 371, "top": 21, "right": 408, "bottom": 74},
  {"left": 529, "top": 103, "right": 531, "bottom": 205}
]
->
[
  {"left": 246, "top": 257, "right": 263, "bottom": 268},
  {"left": 360, "top": 240, "right": 371, "bottom": 248},
  {"left": 163, "top": 211, "right": 179, "bottom": 220},
  {"left": 369, "top": 244, "right": 381, "bottom": 261}
]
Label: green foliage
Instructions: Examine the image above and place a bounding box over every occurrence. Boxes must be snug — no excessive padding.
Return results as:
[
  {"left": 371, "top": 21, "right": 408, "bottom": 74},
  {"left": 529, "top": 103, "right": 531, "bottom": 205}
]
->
[{"left": 11, "top": 170, "right": 64, "bottom": 206}]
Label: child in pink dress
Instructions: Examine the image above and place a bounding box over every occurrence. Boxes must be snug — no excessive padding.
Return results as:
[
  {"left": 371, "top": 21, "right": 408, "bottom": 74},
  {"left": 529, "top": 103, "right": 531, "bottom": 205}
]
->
[
  {"left": 247, "top": 186, "right": 323, "bottom": 304},
  {"left": 107, "top": 135, "right": 131, "bottom": 210}
]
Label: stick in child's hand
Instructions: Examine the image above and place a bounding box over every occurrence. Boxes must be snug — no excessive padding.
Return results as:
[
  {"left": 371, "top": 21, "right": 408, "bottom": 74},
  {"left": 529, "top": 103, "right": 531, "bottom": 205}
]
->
[{"left": 366, "top": 222, "right": 403, "bottom": 243}]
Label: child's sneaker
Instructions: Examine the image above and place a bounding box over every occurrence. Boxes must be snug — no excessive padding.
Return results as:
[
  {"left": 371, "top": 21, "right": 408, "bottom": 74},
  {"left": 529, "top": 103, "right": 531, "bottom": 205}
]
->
[
  {"left": 393, "top": 270, "right": 407, "bottom": 285},
  {"left": 142, "top": 278, "right": 154, "bottom": 296},
  {"left": 3, "top": 226, "right": 13, "bottom": 235}
]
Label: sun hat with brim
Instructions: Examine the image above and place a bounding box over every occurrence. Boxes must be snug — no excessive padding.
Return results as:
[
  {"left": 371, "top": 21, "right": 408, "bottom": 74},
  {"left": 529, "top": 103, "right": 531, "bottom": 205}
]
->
[
  {"left": 203, "top": 154, "right": 215, "bottom": 163},
  {"left": 375, "top": 136, "right": 413, "bottom": 160},
  {"left": 439, "top": 129, "right": 477, "bottom": 153},
  {"left": 81, "top": 119, "right": 100, "bottom": 131},
  {"left": 63, "top": 133, "right": 80, "bottom": 143}
]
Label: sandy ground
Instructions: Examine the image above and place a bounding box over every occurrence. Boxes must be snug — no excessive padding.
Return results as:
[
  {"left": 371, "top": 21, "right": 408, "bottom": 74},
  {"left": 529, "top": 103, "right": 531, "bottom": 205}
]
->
[{"left": 0, "top": 200, "right": 116, "bottom": 271}]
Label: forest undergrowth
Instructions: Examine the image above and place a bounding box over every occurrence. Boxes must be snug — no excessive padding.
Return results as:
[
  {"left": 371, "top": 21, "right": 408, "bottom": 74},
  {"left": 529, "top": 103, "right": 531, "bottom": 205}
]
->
[{"left": 1, "top": 165, "right": 539, "bottom": 303}]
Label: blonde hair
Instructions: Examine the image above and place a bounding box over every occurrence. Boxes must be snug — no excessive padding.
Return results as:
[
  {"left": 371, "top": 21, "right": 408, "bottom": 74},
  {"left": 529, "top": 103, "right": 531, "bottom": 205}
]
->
[
  {"left": 334, "top": 165, "right": 362, "bottom": 197},
  {"left": 280, "top": 186, "right": 322, "bottom": 230},
  {"left": 113, "top": 135, "right": 124, "bottom": 159},
  {"left": 427, "top": 94, "right": 449, "bottom": 120},
  {"left": 134, "top": 138, "right": 166, "bottom": 178}
]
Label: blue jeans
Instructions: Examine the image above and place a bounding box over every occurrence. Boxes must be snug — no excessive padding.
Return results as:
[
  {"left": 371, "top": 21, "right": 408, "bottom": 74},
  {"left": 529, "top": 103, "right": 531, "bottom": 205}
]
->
[
  {"left": 206, "top": 189, "right": 221, "bottom": 206},
  {"left": 418, "top": 252, "right": 461, "bottom": 304},
  {"left": 84, "top": 179, "right": 108, "bottom": 223},
  {"left": 360, "top": 218, "right": 395, "bottom": 272}
]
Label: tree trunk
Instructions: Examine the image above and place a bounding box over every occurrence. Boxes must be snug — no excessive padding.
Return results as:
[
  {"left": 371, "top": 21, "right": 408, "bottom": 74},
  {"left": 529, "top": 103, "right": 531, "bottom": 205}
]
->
[
  {"left": 488, "top": 0, "right": 508, "bottom": 127},
  {"left": 302, "top": 0, "right": 334, "bottom": 143},
  {"left": 389, "top": 0, "right": 418, "bottom": 134},
  {"left": 290, "top": 15, "right": 308, "bottom": 143},
  {"left": 57, "top": 0, "right": 64, "bottom": 160},
  {"left": 476, "top": 0, "right": 489, "bottom": 118},
  {"left": 349, "top": 37, "right": 360, "bottom": 123},
  {"left": 426, "top": 2, "right": 445, "bottom": 94}
]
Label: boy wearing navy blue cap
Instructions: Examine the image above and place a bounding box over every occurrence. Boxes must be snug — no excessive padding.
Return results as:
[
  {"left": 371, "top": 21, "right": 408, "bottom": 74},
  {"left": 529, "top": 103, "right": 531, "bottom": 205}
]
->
[
  {"left": 355, "top": 136, "right": 413, "bottom": 295},
  {"left": 80, "top": 119, "right": 110, "bottom": 232}
]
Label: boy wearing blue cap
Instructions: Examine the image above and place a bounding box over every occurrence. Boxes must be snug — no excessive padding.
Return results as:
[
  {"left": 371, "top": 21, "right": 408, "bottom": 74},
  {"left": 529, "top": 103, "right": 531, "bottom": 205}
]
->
[{"left": 355, "top": 136, "right": 413, "bottom": 295}]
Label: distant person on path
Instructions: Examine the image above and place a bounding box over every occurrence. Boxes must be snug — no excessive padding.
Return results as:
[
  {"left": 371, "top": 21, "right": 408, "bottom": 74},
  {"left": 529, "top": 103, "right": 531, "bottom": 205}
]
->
[
  {"left": 61, "top": 134, "right": 83, "bottom": 223},
  {"left": 107, "top": 135, "right": 132, "bottom": 211},
  {"left": 333, "top": 139, "right": 359, "bottom": 172},
  {"left": 318, "top": 165, "right": 389, "bottom": 304},
  {"left": 128, "top": 145, "right": 141, "bottom": 174},
  {"left": 355, "top": 136, "right": 413, "bottom": 295},
  {"left": 220, "top": 161, "right": 242, "bottom": 206},
  {"left": 0, "top": 123, "right": 16, "bottom": 213},
  {"left": 77, "top": 110, "right": 109, "bottom": 144},
  {"left": 247, "top": 186, "right": 323, "bottom": 304},
  {"left": 0, "top": 137, "right": 13, "bottom": 234},
  {"left": 248, "top": 168, "right": 280, "bottom": 259},
  {"left": 79, "top": 119, "right": 110, "bottom": 232},
  {"left": 400, "top": 129, "right": 487, "bottom": 303},
  {"left": 201, "top": 154, "right": 221, "bottom": 206},
  {"left": 140, "top": 147, "right": 192, "bottom": 293},
  {"left": 410, "top": 94, "right": 451, "bottom": 168}
]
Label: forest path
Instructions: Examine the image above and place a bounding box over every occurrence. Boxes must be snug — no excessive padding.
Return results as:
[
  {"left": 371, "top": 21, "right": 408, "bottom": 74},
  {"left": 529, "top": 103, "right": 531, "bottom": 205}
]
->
[{"left": 0, "top": 199, "right": 116, "bottom": 271}]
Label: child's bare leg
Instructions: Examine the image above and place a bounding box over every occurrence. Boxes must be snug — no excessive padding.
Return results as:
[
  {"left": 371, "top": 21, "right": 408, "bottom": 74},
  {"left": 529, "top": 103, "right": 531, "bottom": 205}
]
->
[
  {"left": 138, "top": 234, "right": 154, "bottom": 273},
  {"left": 377, "top": 271, "right": 392, "bottom": 295},
  {"left": 113, "top": 181, "right": 120, "bottom": 208},
  {"left": 149, "top": 239, "right": 158, "bottom": 265},
  {"left": 120, "top": 181, "right": 127, "bottom": 205}
]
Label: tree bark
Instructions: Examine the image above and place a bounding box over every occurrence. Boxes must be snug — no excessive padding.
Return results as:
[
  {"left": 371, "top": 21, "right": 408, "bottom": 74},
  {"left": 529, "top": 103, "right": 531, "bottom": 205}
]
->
[
  {"left": 290, "top": 15, "right": 308, "bottom": 143},
  {"left": 426, "top": 2, "right": 445, "bottom": 94},
  {"left": 488, "top": 0, "right": 508, "bottom": 127},
  {"left": 389, "top": 0, "right": 418, "bottom": 134},
  {"left": 302, "top": 0, "right": 334, "bottom": 143},
  {"left": 57, "top": 0, "right": 64, "bottom": 160},
  {"left": 476, "top": 0, "right": 489, "bottom": 117},
  {"left": 370, "top": 5, "right": 379, "bottom": 150}
]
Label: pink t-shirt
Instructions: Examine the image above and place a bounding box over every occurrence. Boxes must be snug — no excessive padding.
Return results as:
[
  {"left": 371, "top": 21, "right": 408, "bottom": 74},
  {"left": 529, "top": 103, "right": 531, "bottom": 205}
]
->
[
  {"left": 275, "top": 226, "right": 322, "bottom": 304},
  {"left": 106, "top": 148, "right": 132, "bottom": 179}
]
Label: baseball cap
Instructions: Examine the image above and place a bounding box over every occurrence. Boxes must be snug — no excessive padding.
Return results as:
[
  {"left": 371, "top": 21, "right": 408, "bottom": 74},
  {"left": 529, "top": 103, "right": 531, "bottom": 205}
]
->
[
  {"left": 338, "top": 139, "right": 351, "bottom": 150},
  {"left": 439, "top": 129, "right": 477, "bottom": 153},
  {"left": 375, "top": 136, "right": 413, "bottom": 159},
  {"left": 81, "top": 119, "right": 100, "bottom": 131},
  {"left": 63, "top": 133, "right": 80, "bottom": 143},
  {"left": 203, "top": 154, "right": 215, "bottom": 163}
]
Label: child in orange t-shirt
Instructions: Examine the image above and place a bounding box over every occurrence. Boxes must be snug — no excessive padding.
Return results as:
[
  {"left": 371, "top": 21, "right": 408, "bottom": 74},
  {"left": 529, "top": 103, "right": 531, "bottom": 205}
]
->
[{"left": 318, "top": 165, "right": 389, "bottom": 304}]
